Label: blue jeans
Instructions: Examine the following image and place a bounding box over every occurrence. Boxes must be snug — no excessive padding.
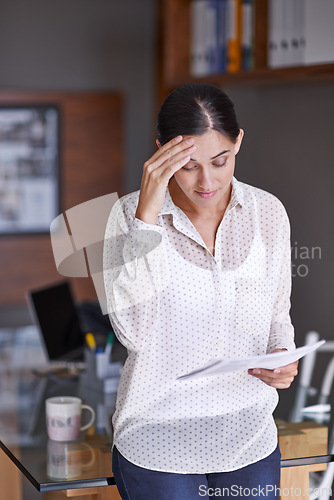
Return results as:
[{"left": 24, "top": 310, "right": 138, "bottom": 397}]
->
[{"left": 112, "top": 444, "right": 281, "bottom": 499}]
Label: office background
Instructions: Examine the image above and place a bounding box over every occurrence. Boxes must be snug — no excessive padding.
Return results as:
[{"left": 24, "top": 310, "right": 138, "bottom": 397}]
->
[{"left": 0, "top": 0, "right": 333, "bottom": 391}]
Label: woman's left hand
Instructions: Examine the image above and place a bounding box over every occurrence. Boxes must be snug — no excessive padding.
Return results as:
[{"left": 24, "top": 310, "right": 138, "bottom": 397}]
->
[{"left": 248, "top": 349, "right": 299, "bottom": 389}]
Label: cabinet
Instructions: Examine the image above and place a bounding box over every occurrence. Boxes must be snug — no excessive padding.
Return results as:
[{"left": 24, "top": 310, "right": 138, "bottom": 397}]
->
[{"left": 157, "top": 0, "right": 334, "bottom": 104}]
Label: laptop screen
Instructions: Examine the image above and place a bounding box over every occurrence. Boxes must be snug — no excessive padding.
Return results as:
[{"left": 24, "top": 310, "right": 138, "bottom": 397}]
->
[{"left": 27, "top": 281, "right": 84, "bottom": 361}]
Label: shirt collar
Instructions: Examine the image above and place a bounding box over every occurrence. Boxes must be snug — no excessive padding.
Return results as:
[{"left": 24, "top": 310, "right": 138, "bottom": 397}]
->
[
  {"left": 230, "top": 176, "right": 244, "bottom": 209},
  {"left": 160, "top": 176, "right": 244, "bottom": 217}
]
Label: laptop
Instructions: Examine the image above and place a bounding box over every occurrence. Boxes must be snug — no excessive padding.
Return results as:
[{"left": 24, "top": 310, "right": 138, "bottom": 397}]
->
[{"left": 26, "top": 280, "right": 86, "bottom": 371}]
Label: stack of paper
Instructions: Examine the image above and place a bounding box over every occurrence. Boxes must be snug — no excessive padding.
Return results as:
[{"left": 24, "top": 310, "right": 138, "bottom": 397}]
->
[{"left": 178, "top": 340, "right": 325, "bottom": 381}]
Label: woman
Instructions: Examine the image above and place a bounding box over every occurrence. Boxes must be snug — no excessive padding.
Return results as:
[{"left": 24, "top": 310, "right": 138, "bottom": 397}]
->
[{"left": 103, "top": 83, "right": 298, "bottom": 499}]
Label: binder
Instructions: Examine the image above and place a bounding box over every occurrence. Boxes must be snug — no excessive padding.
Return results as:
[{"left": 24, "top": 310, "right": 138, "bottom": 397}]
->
[
  {"left": 217, "top": 0, "right": 227, "bottom": 73},
  {"left": 207, "top": 0, "right": 220, "bottom": 74},
  {"left": 302, "top": 0, "right": 334, "bottom": 66},
  {"left": 190, "top": 0, "right": 210, "bottom": 77},
  {"left": 241, "top": 0, "right": 254, "bottom": 71},
  {"left": 291, "top": 0, "right": 303, "bottom": 66},
  {"left": 268, "top": 0, "right": 284, "bottom": 68},
  {"left": 226, "top": 0, "right": 242, "bottom": 73},
  {"left": 297, "top": 0, "right": 306, "bottom": 65},
  {"left": 281, "top": 0, "right": 293, "bottom": 67}
]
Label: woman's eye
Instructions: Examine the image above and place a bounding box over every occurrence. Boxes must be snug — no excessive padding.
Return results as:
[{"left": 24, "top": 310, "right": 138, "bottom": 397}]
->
[
  {"left": 182, "top": 159, "right": 227, "bottom": 171},
  {"left": 213, "top": 160, "right": 227, "bottom": 168}
]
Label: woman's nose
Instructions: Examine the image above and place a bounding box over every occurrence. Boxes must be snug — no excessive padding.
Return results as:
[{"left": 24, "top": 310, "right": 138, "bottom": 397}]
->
[{"left": 197, "top": 170, "right": 213, "bottom": 190}]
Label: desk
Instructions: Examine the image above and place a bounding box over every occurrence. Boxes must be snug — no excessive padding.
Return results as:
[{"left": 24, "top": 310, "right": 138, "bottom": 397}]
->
[
  {"left": 0, "top": 327, "right": 333, "bottom": 499},
  {"left": 0, "top": 373, "right": 121, "bottom": 499},
  {"left": 0, "top": 326, "right": 121, "bottom": 499},
  {"left": 277, "top": 420, "right": 330, "bottom": 499}
]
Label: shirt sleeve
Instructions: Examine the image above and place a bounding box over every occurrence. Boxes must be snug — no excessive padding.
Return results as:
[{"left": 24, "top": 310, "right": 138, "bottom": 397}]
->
[
  {"left": 267, "top": 206, "right": 295, "bottom": 353},
  {"left": 103, "top": 197, "right": 169, "bottom": 352}
]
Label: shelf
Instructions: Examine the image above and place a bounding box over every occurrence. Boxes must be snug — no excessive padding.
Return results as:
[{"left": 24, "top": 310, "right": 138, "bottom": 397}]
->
[
  {"left": 164, "top": 62, "right": 334, "bottom": 88},
  {"left": 157, "top": 0, "right": 334, "bottom": 102},
  {"left": 161, "top": 0, "right": 267, "bottom": 85}
]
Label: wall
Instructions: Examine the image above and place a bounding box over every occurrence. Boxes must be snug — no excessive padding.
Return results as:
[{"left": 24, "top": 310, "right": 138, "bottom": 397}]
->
[
  {"left": 0, "top": 0, "right": 156, "bottom": 312},
  {"left": 0, "top": 91, "right": 123, "bottom": 305},
  {"left": 0, "top": 0, "right": 156, "bottom": 193},
  {"left": 225, "top": 82, "right": 334, "bottom": 349},
  {"left": 0, "top": 1, "right": 333, "bottom": 351}
]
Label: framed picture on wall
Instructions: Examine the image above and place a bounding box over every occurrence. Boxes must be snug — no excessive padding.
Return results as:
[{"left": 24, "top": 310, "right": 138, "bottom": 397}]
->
[{"left": 0, "top": 105, "right": 60, "bottom": 234}]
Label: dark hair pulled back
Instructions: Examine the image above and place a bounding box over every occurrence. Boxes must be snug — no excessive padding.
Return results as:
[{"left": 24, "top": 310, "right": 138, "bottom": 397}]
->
[{"left": 157, "top": 83, "right": 240, "bottom": 146}]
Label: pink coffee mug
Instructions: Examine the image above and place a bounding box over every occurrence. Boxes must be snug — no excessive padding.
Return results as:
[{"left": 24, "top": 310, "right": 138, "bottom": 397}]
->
[{"left": 46, "top": 396, "right": 95, "bottom": 442}]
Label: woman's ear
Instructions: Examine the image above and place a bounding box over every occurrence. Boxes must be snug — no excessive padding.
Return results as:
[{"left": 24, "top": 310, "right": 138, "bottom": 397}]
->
[
  {"left": 156, "top": 139, "right": 161, "bottom": 149},
  {"left": 234, "top": 129, "right": 244, "bottom": 155}
]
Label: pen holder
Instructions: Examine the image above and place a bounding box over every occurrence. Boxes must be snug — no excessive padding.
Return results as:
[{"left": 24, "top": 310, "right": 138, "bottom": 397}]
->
[{"left": 80, "top": 348, "right": 122, "bottom": 393}]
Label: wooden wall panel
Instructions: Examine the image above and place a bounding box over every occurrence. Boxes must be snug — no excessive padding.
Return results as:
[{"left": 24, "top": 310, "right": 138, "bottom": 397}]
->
[{"left": 0, "top": 91, "right": 124, "bottom": 305}]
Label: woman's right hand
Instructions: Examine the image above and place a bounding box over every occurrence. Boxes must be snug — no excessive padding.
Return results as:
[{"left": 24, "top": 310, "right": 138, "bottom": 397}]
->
[{"left": 135, "top": 135, "right": 196, "bottom": 225}]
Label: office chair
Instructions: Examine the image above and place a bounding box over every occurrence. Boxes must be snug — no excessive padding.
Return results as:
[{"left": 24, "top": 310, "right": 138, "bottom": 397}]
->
[
  {"left": 289, "top": 331, "right": 334, "bottom": 500},
  {"left": 289, "top": 331, "right": 334, "bottom": 423}
]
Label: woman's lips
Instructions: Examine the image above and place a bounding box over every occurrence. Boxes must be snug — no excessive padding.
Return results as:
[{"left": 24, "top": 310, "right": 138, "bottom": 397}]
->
[{"left": 196, "top": 190, "right": 217, "bottom": 199}]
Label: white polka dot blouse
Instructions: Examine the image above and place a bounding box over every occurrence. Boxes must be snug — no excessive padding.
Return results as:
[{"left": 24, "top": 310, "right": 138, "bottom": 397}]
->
[{"left": 103, "top": 176, "right": 295, "bottom": 474}]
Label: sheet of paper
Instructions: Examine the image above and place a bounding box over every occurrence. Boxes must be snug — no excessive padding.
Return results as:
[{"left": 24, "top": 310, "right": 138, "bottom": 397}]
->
[{"left": 177, "top": 340, "right": 325, "bottom": 381}]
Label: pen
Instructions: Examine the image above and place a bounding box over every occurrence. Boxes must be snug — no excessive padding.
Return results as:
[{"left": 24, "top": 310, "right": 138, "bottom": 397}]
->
[
  {"left": 85, "top": 332, "right": 96, "bottom": 350},
  {"left": 104, "top": 331, "right": 115, "bottom": 357}
]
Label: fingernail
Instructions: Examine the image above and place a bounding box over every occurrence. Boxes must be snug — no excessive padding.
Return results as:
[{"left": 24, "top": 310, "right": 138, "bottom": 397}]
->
[
  {"left": 175, "top": 135, "right": 182, "bottom": 142},
  {"left": 185, "top": 138, "right": 194, "bottom": 145},
  {"left": 254, "top": 369, "right": 261, "bottom": 375},
  {"left": 274, "top": 369, "right": 281, "bottom": 374}
]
